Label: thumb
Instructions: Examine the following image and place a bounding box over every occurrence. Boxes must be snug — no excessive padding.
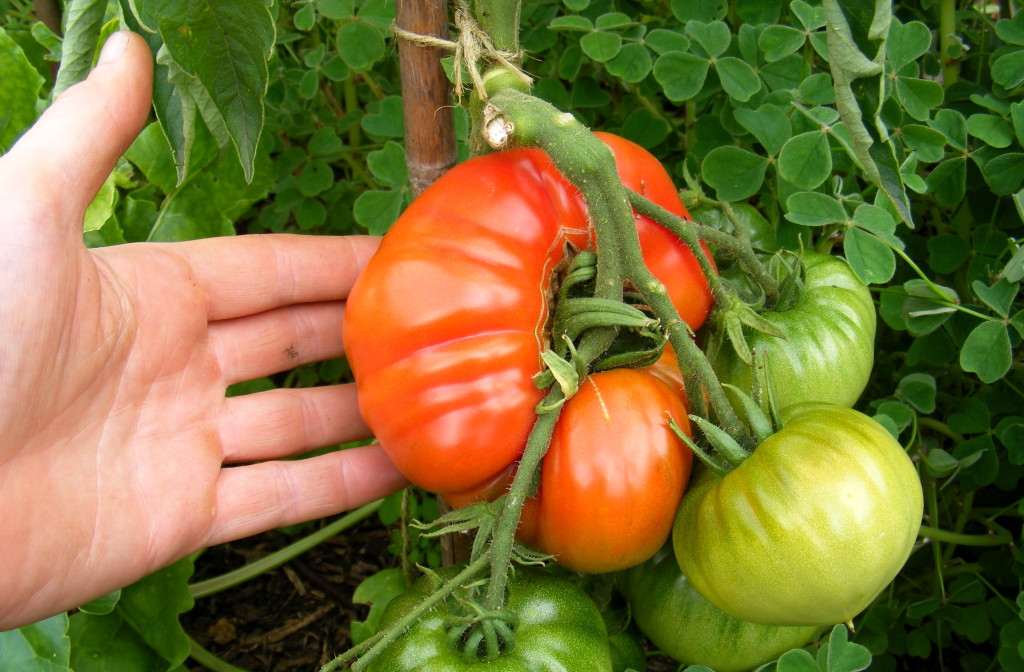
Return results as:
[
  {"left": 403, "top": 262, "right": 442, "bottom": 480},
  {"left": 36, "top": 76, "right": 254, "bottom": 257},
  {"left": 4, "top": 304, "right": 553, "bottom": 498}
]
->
[{"left": 2, "top": 31, "right": 153, "bottom": 223}]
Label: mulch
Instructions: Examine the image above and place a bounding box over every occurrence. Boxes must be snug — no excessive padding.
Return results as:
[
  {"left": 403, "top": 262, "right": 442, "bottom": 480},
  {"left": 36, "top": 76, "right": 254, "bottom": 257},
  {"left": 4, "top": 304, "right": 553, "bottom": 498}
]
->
[{"left": 183, "top": 513, "right": 681, "bottom": 672}]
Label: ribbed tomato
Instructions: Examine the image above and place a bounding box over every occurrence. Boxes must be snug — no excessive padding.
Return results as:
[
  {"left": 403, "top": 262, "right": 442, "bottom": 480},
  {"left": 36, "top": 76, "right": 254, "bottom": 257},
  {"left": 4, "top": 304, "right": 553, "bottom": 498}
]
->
[
  {"left": 515, "top": 368, "right": 694, "bottom": 574},
  {"left": 344, "top": 134, "right": 713, "bottom": 496}
]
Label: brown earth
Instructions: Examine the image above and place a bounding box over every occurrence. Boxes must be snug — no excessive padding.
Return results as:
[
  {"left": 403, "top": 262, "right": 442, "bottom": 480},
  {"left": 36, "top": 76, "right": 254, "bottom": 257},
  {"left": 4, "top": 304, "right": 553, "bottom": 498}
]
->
[{"left": 182, "top": 512, "right": 681, "bottom": 672}]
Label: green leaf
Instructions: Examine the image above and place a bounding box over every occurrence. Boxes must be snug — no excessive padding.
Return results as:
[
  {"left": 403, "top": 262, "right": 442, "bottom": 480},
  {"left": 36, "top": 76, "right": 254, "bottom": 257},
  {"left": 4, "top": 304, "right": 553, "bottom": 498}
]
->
[
  {"left": 759, "top": 24, "right": 806, "bottom": 61},
  {"left": 896, "top": 77, "right": 943, "bottom": 122},
  {"left": 715, "top": 57, "right": 762, "bottom": 102},
  {"left": 734, "top": 104, "right": 791, "bottom": 156},
  {"left": 1002, "top": 244, "right": 1024, "bottom": 282},
  {"left": 927, "top": 234, "right": 970, "bottom": 273},
  {"left": 308, "top": 127, "right": 343, "bottom": 157},
  {"left": 148, "top": 141, "right": 272, "bottom": 241},
  {"left": 564, "top": 0, "right": 590, "bottom": 10},
  {"left": 897, "top": 372, "right": 937, "bottom": 414},
  {"left": 960, "top": 321, "right": 1013, "bottom": 384},
  {"left": 996, "top": 417, "right": 1024, "bottom": 464},
  {"left": 125, "top": 123, "right": 181, "bottom": 194},
  {"left": 151, "top": 0, "right": 275, "bottom": 183},
  {"left": 785, "top": 191, "right": 848, "bottom": 226},
  {"left": 968, "top": 113, "right": 1015, "bottom": 148},
  {"left": 349, "top": 568, "right": 409, "bottom": 645},
  {"left": 0, "top": 26, "right": 45, "bottom": 152},
  {"left": 336, "top": 19, "right": 385, "bottom": 71},
  {"left": 620, "top": 108, "right": 671, "bottom": 147},
  {"left": 298, "top": 158, "right": 335, "bottom": 196},
  {"left": 778, "top": 130, "right": 832, "bottom": 189},
  {"left": 645, "top": 28, "right": 689, "bottom": 55},
  {"left": 0, "top": 614, "right": 71, "bottom": 672},
  {"left": 355, "top": 189, "right": 406, "bottom": 235},
  {"left": 992, "top": 49, "right": 1024, "bottom": 90},
  {"left": 972, "top": 279, "right": 1019, "bottom": 318},
  {"left": 294, "top": 2, "right": 316, "bottom": 31},
  {"left": 671, "top": 0, "right": 728, "bottom": 23},
  {"left": 52, "top": 0, "right": 105, "bottom": 97},
  {"left": 799, "top": 73, "right": 835, "bottom": 105},
  {"left": 880, "top": 279, "right": 959, "bottom": 336},
  {"left": 823, "top": 623, "right": 872, "bottom": 671},
  {"left": 367, "top": 141, "right": 408, "bottom": 188},
  {"left": 997, "top": 15, "right": 1024, "bottom": 45},
  {"left": 845, "top": 227, "right": 896, "bottom": 284},
  {"left": 581, "top": 31, "right": 622, "bottom": 62},
  {"left": 70, "top": 557, "right": 194, "bottom": 671},
  {"left": 930, "top": 108, "right": 968, "bottom": 150},
  {"left": 295, "top": 197, "right": 327, "bottom": 229},
  {"left": 83, "top": 172, "right": 118, "bottom": 234},
  {"left": 653, "top": 52, "right": 709, "bottom": 102},
  {"left": 606, "top": 42, "right": 652, "bottom": 82},
  {"left": 853, "top": 202, "right": 902, "bottom": 248},
  {"left": 549, "top": 16, "right": 593, "bottom": 32},
  {"left": 982, "top": 152, "right": 1024, "bottom": 195},
  {"left": 887, "top": 20, "right": 932, "bottom": 70},
  {"left": 318, "top": 0, "right": 355, "bottom": 19},
  {"left": 362, "top": 95, "right": 405, "bottom": 137},
  {"left": 926, "top": 157, "right": 966, "bottom": 207},
  {"left": 596, "top": 12, "right": 634, "bottom": 30},
  {"left": 77, "top": 591, "right": 122, "bottom": 616},
  {"left": 685, "top": 20, "right": 732, "bottom": 59},
  {"left": 901, "top": 124, "right": 947, "bottom": 164},
  {"left": 702, "top": 145, "right": 768, "bottom": 201},
  {"left": 775, "top": 648, "right": 820, "bottom": 672}
]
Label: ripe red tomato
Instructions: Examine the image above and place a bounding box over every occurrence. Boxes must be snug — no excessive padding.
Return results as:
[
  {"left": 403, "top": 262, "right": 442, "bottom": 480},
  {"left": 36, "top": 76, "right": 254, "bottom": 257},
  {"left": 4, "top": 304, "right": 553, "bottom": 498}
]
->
[
  {"left": 345, "top": 134, "right": 713, "bottom": 496},
  {"left": 516, "top": 368, "right": 694, "bottom": 574}
]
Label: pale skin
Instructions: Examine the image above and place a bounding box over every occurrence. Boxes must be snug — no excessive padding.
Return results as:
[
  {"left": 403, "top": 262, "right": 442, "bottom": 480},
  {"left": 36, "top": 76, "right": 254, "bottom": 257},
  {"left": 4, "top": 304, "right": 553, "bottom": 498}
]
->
[{"left": 0, "top": 32, "right": 407, "bottom": 630}]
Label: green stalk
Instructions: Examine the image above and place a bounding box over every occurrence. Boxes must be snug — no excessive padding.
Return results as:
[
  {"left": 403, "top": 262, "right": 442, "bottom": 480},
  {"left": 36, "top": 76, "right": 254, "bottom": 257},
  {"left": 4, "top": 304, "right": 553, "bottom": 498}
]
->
[
  {"left": 482, "top": 88, "right": 749, "bottom": 442},
  {"left": 472, "top": 0, "right": 521, "bottom": 53},
  {"left": 189, "top": 500, "right": 382, "bottom": 599},
  {"left": 189, "top": 637, "right": 255, "bottom": 672},
  {"left": 919, "top": 524, "right": 1014, "bottom": 547},
  {"left": 939, "top": 0, "right": 958, "bottom": 86}
]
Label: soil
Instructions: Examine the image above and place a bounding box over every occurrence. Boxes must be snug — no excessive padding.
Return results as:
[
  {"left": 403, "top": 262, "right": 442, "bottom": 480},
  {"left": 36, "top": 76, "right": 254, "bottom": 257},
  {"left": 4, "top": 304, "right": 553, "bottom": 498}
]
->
[{"left": 182, "top": 512, "right": 682, "bottom": 672}]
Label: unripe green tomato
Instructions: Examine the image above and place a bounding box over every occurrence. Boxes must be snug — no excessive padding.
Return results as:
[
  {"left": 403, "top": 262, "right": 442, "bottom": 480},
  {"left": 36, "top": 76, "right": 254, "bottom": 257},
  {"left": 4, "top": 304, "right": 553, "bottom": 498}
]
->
[
  {"left": 714, "top": 252, "right": 876, "bottom": 410},
  {"left": 673, "top": 404, "right": 923, "bottom": 627},
  {"left": 617, "top": 547, "right": 818, "bottom": 672}
]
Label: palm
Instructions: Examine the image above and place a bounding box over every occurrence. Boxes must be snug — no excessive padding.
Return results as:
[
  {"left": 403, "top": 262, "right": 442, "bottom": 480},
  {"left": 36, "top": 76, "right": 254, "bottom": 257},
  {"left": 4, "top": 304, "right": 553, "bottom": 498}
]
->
[{"left": 0, "top": 33, "right": 405, "bottom": 630}]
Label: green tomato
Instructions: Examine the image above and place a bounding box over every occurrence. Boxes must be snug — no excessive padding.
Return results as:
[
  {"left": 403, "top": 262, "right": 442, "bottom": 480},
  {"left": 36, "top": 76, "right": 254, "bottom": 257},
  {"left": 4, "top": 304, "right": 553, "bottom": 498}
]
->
[
  {"left": 714, "top": 252, "right": 876, "bottom": 410},
  {"left": 673, "top": 404, "right": 923, "bottom": 627},
  {"left": 365, "top": 568, "right": 613, "bottom": 671},
  {"left": 617, "top": 547, "right": 818, "bottom": 672}
]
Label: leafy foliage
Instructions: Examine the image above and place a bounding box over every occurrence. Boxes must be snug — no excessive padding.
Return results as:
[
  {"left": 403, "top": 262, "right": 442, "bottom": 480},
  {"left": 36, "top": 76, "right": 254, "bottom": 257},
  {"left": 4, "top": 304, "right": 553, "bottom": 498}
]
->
[{"left": 1, "top": 0, "right": 1023, "bottom": 670}]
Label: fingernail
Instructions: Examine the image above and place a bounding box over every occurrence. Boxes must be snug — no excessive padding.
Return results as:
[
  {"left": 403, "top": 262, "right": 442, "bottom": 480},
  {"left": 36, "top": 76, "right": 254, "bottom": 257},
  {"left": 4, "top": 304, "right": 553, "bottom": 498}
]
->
[{"left": 98, "top": 31, "right": 130, "bottom": 65}]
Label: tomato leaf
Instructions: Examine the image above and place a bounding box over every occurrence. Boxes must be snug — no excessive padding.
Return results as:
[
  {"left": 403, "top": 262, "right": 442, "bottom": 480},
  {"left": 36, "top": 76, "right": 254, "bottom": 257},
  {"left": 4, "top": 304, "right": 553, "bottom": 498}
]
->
[
  {"left": 960, "top": 321, "right": 1013, "bottom": 384},
  {"left": 77, "top": 591, "right": 121, "bottom": 616},
  {"left": 0, "top": 26, "right": 44, "bottom": 152}
]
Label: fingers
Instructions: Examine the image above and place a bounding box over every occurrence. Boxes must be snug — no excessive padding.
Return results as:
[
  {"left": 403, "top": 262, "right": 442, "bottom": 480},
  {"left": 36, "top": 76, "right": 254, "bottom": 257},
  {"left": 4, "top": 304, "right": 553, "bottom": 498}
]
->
[
  {"left": 206, "top": 444, "right": 408, "bottom": 546},
  {"left": 2, "top": 32, "right": 152, "bottom": 225},
  {"left": 208, "top": 300, "right": 348, "bottom": 384},
  {"left": 177, "top": 234, "right": 380, "bottom": 321},
  {"left": 219, "top": 384, "right": 371, "bottom": 463}
]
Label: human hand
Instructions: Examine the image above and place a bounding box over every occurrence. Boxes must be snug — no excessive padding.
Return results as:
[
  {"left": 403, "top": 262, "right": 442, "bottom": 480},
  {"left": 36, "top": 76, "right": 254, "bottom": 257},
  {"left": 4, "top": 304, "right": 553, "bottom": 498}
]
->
[{"left": 0, "top": 32, "right": 406, "bottom": 630}]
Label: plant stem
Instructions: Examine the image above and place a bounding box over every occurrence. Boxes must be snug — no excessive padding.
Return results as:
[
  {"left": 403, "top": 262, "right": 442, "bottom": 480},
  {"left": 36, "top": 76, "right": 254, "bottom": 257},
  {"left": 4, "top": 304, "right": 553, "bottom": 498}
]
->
[
  {"left": 939, "top": 0, "right": 958, "bottom": 86},
  {"left": 189, "top": 637, "right": 255, "bottom": 672},
  {"left": 472, "top": 0, "right": 521, "bottom": 53},
  {"left": 328, "top": 554, "right": 492, "bottom": 672},
  {"left": 484, "top": 386, "right": 563, "bottom": 611},
  {"left": 482, "top": 88, "right": 748, "bottom": 440},
  {"left": 189, "top": 500, "right": 383, "bottom": 599},
  {"left": 919, "top": 524, "right": 1014, "bottom": 547}
]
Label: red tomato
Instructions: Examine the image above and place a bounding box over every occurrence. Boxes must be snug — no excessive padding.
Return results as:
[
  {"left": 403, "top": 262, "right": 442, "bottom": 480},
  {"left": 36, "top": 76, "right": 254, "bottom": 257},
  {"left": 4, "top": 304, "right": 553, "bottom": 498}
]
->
[
  {"left": 516, "top": 368, "right": 694, "bottom": 573},
  {"left": 344, "top": 134, "right": 712, "bottom": 495}
]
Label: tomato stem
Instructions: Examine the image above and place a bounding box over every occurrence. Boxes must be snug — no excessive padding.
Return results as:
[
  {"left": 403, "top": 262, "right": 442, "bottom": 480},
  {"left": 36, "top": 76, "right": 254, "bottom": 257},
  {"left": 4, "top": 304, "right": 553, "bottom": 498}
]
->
[{"left": 482, "top": 88, "right": 750, "bottom": 442}]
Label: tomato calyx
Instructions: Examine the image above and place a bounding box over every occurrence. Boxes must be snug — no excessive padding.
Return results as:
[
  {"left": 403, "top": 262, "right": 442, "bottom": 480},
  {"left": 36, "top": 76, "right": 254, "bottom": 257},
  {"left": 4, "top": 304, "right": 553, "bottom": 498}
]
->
[{"left": 444, "top": 605, "right": 520, "bottom": 663}]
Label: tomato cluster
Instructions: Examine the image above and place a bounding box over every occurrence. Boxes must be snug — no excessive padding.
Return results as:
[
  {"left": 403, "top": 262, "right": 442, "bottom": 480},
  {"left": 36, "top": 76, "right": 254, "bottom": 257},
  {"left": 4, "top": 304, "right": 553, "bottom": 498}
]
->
[
  {"left": 345, "top": 133, "right": 924, "bottom": 671},
  {"left": 345, "top": 133, "right": 711, "bottom": 574}
]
